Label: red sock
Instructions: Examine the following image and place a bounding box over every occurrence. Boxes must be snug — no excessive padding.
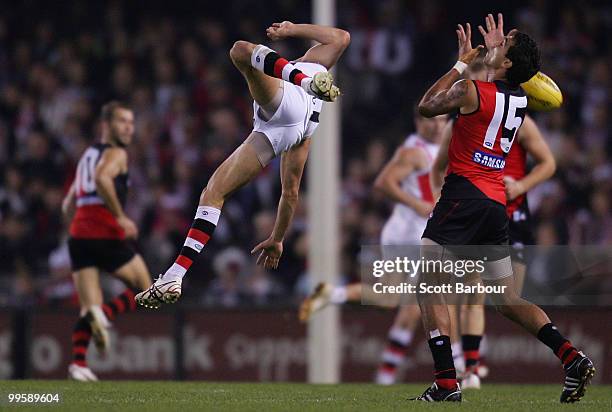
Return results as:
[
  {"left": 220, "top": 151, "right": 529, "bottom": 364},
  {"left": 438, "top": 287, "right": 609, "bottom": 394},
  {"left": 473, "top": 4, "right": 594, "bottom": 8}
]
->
[
  {"left": 71, "top": 317, "right": 92, "bottom": 367},
  {"left": 102, "top": 288, "right": 137, "bottom": 321}
]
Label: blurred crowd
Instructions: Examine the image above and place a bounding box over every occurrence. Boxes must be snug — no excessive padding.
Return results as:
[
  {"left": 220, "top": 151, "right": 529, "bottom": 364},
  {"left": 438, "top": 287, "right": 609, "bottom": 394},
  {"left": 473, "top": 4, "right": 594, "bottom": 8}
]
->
[{"left": 0, "top": 0, "right": 610, "bottom": 308}]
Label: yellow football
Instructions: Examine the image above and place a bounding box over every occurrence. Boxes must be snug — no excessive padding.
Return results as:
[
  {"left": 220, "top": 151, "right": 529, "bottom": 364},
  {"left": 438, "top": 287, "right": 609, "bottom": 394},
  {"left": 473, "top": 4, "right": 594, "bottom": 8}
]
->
[{"left": 521, "top": 71, "right": 563, "bottom": 111}]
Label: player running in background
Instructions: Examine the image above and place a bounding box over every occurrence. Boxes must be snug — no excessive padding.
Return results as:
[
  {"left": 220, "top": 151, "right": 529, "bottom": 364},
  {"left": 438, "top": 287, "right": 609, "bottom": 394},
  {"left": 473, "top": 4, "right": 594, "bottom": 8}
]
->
[
  {"left": 62, "top": 102, "right": 152, "bottom": 381},
  {"left": 413, "top": 14, "right": 593, "bottom": 402},
  {"left": 431, "top": 112, "right": 557, "bottom": 390},
  {"left": 136, "top": 21, "right": 349, "bottom": 308}
]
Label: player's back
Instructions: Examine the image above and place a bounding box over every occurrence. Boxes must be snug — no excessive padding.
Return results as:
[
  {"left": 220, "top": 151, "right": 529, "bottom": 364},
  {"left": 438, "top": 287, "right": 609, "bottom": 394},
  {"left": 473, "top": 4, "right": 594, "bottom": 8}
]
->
[
  {"left": 69, "top": 143, "right": 128, "bottom": 239},
  {"left": 445, "top": 80, "right": 528, "bottom": 205}
]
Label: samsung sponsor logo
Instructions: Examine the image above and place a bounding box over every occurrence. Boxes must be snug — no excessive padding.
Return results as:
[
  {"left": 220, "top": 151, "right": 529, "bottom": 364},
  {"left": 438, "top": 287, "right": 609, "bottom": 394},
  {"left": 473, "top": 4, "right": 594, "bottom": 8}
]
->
[{"left": 472, "top": 150, "right": 505, "bottom": 169}]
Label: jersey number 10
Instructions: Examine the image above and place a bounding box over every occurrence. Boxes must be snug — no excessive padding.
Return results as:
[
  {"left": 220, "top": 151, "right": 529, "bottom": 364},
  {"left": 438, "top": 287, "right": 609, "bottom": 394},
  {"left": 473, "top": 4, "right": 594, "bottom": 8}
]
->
[
  {"left": 482, "top": 93, "right": 527, "bottom": 154},
  {"left": 75, "top": 147, "right": 100, "bottom": 194}
]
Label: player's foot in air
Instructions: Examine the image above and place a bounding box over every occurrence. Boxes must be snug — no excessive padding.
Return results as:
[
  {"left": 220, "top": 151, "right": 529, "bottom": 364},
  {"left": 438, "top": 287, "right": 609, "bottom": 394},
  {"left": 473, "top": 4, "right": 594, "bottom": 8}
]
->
[
  {"left": 135, "top": 274, "right": 182, "bottom": 309},
  {"left": 460, "top": 370, "right": 481, "bottom": 390},
  {"left": 304, "top": 72, "right": 340, "bottom": 102},
  {"left": 85, "top": 306, "right": 110, "bottom": 352},
  {"left": 299, "top": 282, "right": 333, "bottom": 322},
  {"left": 560, "top": 352, "right": 595, "bottom": 403},
  {"left": 68, "top": 363, "right": 99, "bottom": 382},
  {"left": 412, "top": 382, "right": 462, "bottom": 402}
]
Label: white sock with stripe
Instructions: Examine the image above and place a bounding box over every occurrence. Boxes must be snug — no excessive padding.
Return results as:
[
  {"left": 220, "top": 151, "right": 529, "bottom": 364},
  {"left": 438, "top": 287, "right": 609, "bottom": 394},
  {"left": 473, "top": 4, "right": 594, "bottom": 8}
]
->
[{"left": 163, "top": 206, "right": 221, "bottom": 282}]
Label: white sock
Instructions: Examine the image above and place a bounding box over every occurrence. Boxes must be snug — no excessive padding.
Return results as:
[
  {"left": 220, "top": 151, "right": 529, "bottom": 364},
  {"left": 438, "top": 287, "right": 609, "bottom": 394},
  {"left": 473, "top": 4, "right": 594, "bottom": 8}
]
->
[
  {"left": 389, "top": 327, "right": 413, "bottom": 346},
  {"left": 251, "top": 44, "right": 311, "bottom": 90},
  {"left": 329, "top": 286, "right": 348, "bottom": 304},
  {"left": 451, "top": 341, "right": 465, "bottom": 374},
  {"left": 163, "top": 206, "right": 220, "bottom": 282}
]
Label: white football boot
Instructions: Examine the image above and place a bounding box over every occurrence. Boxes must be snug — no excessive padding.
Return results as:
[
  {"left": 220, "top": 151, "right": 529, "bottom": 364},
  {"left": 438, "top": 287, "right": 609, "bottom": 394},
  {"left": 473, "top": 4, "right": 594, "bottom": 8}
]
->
[
  {"left": 135, "top": 275, "right": 182, "bottom": 309},
  {"left": 299, "top": 282, "right": 333, "bottom": 322},
  {"left": 68, "top": 363, "right": 99, "bottom": 382},
  {"left": 460, "top": 371, "right": 481, "bottom": 390},
  {"left": 86, "top": 306, "right": 111, "bottom": 352},
  {"left": 304, "top": 72, "right": 340, "bottom": 102}
]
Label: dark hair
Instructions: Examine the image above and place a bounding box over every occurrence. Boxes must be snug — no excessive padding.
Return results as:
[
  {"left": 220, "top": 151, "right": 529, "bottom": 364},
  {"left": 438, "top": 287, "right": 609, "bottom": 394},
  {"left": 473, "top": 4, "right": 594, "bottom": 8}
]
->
[
  {"left": 505, "top": 32, "right": 541, "bottom": 85},
  {"left": 101, "top": 101, "right": 131, "bottom": 122}
]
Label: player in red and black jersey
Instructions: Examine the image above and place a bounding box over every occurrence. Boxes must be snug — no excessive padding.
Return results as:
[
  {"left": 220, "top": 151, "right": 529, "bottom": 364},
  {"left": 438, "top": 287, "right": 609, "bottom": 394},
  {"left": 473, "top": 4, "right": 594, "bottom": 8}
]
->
[
  {"left": 62, "top": 102, "right": 152, "bottom": 381},
  {"left": 433, "top": 111, "right": 557, "bottom": 389},
  {"left": 413, "top": 14, "right": 594, "bottom": 402}
]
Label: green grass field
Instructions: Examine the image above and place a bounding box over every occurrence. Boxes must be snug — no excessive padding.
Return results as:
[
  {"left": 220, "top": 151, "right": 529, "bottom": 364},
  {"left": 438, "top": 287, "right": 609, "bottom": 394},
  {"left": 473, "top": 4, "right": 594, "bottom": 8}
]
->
[{"left": 1, "top": 381, "right": 610, "bottom": 411}]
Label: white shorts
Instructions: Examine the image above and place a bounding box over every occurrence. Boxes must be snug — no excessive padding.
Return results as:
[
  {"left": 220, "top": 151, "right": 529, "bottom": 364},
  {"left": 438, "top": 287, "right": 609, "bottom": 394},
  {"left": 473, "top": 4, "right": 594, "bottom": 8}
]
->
[
  {"left": 253, "top": 83, "right": 322, "bottom": 155},
  {"left": 380, "top": 212, "right": 427, "bottom": 247}
]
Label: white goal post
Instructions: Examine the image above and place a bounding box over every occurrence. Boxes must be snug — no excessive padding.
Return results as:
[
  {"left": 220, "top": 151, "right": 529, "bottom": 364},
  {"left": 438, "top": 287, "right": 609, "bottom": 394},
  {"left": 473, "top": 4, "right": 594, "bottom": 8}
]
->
[{"left": 307, "top": 0, "right": 341, "bottom": 384}]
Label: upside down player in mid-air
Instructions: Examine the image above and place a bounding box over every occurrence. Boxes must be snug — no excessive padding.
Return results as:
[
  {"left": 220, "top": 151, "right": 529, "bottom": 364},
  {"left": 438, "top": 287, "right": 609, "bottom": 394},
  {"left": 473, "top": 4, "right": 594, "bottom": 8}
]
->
[
  {"left": 431, "top": 110, "right": 557, "bottom": 390},
  {"left": 413, "top": 14, "right": 594, "bottom": 402},
  {"left": 136, "top": 21, "right": 350, "bottom": 308},
  {"left": 62, "top": 102, "right": 153, "bottom": 381}
]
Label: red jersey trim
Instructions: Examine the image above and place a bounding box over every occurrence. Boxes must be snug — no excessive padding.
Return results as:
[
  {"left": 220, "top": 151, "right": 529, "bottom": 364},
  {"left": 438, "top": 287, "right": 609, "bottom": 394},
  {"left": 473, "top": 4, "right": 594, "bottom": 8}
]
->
[{"left": 69, "top": 205, "right": 125, "bottom": 239}]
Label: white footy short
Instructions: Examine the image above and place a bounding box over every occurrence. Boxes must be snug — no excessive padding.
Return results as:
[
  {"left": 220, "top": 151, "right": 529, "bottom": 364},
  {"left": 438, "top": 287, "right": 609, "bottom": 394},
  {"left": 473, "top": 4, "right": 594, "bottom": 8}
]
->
[
  {"left": 380, "top": 212, "right": 427, "bottom": 247},
  {"left": 252, "top": 83, "right": 321, "bottom": 155}
]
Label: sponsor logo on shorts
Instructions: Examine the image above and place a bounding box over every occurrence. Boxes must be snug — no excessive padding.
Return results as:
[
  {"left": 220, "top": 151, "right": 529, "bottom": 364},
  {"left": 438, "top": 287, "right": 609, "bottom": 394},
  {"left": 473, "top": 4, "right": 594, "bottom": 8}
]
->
[
  {"left": 201, "top": 211, "right": 208, "bottom": 216},
  {"left": 472, "top": 150, "right": 505, "bottom": 169}
]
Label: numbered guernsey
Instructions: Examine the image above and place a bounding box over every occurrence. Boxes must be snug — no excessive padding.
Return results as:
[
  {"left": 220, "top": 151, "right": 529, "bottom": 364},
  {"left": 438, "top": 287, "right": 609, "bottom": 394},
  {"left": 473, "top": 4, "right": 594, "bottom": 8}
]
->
[{"left": 70, "top": 143, "right": 129, "bottom": 239}]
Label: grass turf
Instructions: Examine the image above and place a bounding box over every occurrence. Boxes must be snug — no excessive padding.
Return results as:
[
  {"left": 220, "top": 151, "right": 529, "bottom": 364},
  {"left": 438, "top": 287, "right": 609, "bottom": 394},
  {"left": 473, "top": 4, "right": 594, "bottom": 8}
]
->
[{"left": 0, "top": 381, "right": 610, "bottom": 411}]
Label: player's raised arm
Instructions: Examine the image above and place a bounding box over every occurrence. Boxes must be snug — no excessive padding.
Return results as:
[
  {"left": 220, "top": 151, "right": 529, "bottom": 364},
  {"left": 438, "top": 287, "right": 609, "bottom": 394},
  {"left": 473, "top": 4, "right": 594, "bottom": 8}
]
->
[
  {"left": 251, "top": 138, "right": 310, "bottom": 270},
  {"left": 504, "top": 115, "right": 556, "bottom": 201},
  {"left": 95, "top": 147, "right": 138, "bottom": 238},
  {"left": 374, "top": 146, "right": 433, "bottom": 218},
  {"left": 267, "top": 21, "right": 350, "bottom": 69},
  {"left": 418, "top": 24, "right": 483, "bottom": 117}
]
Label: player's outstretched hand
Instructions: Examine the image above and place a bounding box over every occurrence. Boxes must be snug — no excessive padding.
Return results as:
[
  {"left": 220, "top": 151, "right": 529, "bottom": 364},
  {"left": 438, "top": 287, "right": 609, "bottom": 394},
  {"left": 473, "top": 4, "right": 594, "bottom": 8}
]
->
[
  {"left": 251, "top": 237, "right": 283, "bottom": 270},
  {"left": 478, "top": 13, "right": 505, "bottom": 50},
  {"left": 456, "top": 23, "right": 484, "bottom": 65},
  {"left": 266, "top": 21, "right": 295, "bottom": 41},
  {"left": 117, "top": 215, "right": 139, "bottom": 239}
]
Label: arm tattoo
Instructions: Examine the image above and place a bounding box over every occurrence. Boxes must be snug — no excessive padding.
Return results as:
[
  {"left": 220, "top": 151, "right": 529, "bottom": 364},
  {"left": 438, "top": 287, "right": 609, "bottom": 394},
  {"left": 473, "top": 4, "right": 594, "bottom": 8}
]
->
[{"left": 430, "top": 80, "right": 468, "bottom": 109}]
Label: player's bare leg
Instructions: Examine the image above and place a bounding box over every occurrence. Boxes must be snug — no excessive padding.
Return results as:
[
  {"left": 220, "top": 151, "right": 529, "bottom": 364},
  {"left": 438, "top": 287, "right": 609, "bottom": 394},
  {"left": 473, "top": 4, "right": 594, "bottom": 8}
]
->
[
  {"left": 484, "top": 270, "right": 595, "bottom": 402},
  {"left": 512, "top": 260, "right": 527, "bottom": 294},
  {"left": 447, "top": 305, "right": 465, "bottom": 375},
  {"left": 413, "top": 238, "right": 461, "bottom": 401},
  {"left": 459, "top": 290, "right": 485, "bottom": 389},
  {"left": 137, "top": 141, "right": 265, "bottom": 308},
  {"left": 113, "top": 254, "right": 152, "bottom": 292},
  {"left": 376, "top": 304, "right": 421, "bottom": 384},
  {"left": 299, "top": 282, "right": 365, "bottom": 322},
  {"left": 299, "top": 273, "right": 408, "bottom": 323},
  {"left": 70, "top": 256, "right": 150, "bottom": 380},
  {"left": 69, "top": 267, "right": 104, "bottom": 381}
]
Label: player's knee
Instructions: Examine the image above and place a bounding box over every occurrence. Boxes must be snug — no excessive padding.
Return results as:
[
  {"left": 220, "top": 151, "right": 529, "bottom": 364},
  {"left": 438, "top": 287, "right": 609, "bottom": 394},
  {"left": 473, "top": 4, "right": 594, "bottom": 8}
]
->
[{"left": 230, "top": 40, "right": 254, "bottom": 65}]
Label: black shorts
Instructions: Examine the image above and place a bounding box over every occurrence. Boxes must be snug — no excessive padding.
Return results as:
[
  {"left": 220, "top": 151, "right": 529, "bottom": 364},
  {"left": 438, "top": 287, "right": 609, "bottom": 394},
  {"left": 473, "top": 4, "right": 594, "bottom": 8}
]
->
[
  {"left": 68, "top": 238, "right": 135, "bottom": 272},
  {"left": 422, "top": 198, "right": 509, "bottom": 260},
  {"left": 508, "top": 202, "right": 535, "bottom": 264}
]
